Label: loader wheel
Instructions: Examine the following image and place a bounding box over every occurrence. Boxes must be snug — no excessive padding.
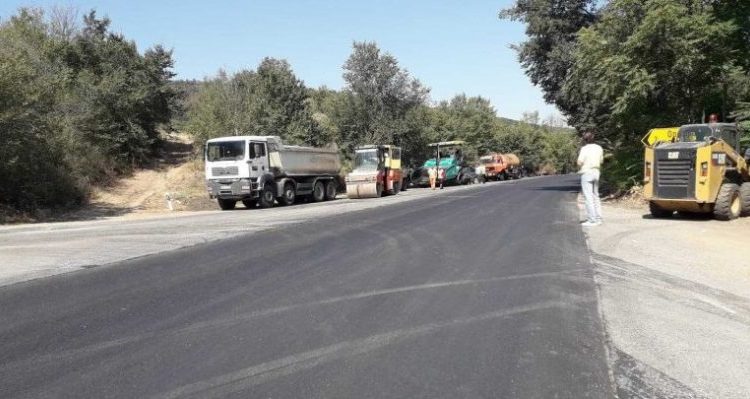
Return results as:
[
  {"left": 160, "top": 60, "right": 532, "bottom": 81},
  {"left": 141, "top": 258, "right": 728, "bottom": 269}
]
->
[
  {"left": 259, "top": 185, "right": 275, "bottom": 208},
  {"left": 324, "top": 181, "right": 337, "bottom": 200},
  {"left": 312, "top": 181, "right": 325, "bottom": 202},
  {"left": 218, "top": 198, "right": 236, "bottom": 210},
  {"left": 278, "top": 182, "right": 296, "bottom": 206},
  {"left": 714, "top": 183, "right": 740, "bottom": 220},
  {"left": 241, "top": 199, "right": 256, "bottom": 209},
  {"left": 648, "top": 201, "right": 673, "bottom": 218},
  {"left": 740, "top": 183, "right": 750, "bottom": 216}
]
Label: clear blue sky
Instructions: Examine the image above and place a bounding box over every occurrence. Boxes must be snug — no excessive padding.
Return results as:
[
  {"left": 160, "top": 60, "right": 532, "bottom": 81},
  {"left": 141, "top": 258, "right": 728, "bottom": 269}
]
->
[{"left": 0, "top": 0, "right": 562, "bottom": 121}]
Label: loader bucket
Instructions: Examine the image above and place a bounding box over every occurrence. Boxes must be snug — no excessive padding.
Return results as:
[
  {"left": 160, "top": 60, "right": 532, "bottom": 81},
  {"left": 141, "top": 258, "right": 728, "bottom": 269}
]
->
[{"left": 346, "top": 182, "right": 380, "bottom": 199}]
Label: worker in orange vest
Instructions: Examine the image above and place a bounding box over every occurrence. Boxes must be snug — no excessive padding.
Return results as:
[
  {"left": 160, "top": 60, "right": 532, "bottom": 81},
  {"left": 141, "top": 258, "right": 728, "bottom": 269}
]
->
[{"left": 428, "top": 166, "right": 437, "bottom": 190}]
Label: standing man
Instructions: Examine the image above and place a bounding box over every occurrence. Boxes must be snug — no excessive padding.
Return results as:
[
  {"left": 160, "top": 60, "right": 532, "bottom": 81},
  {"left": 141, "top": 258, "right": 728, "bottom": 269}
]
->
[{"left": 578, "top": 132, "right": 604, "bottom": 226}]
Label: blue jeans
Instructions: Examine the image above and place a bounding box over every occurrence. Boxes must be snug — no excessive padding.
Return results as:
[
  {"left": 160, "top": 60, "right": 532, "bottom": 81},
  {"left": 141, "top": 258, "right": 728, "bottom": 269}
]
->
[{"left": 581, "top": 170, "right": 602, "bottom": 223}]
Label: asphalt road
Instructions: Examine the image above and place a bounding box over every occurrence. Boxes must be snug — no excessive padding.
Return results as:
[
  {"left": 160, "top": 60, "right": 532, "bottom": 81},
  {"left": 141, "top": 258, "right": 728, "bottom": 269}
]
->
[{"left": 0, "top": 176, "right": 615, "bottom": 398}]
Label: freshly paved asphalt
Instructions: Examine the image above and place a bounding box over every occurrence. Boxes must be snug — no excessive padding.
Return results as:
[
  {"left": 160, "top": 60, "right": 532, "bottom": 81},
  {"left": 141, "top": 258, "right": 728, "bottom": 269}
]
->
[{"left": 0, "top": 176, "right": 615, "bottom": 398}]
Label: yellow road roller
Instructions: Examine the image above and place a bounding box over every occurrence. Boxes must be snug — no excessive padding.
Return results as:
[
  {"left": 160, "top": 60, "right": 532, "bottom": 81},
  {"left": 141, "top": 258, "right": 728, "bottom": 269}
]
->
[{"left": 345, "top": 145, "right": 404, "bottom": 199}]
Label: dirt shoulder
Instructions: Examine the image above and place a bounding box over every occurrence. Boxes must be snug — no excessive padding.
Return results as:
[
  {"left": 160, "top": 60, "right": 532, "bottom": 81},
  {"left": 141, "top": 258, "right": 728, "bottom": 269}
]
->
[
  {"left": 586, "top": 202, "right": 750, "bottom": 398},
  {"left": 1, "top": 132, "right": 216, "bottom": 224}
]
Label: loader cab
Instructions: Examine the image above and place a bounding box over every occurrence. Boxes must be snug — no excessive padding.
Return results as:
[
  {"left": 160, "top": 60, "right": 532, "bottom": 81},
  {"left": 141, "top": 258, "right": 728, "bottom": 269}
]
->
[{"left": 678, "top": 123, "right": 739, "bottom": 152}]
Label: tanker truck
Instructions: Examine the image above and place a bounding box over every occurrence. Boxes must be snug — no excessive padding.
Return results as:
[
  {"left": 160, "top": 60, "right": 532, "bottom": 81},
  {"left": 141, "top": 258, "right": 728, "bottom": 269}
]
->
[
  {"left": 345, "top": 145, "right": 405, "bottom": 199},
  {"left": 205, "top": 136, "right": 341, "bottom": 210},
  {"left": 476, "top": 153, "right": 519, "bottom": 181}
]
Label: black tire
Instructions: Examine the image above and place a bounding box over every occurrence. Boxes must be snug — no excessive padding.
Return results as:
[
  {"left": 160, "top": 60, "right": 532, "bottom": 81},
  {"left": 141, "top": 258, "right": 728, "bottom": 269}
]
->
[
  {"left": 241, "top": 199, "right": 256, "bottom": 209},
  {"left": 649, "top": 201, "right": 673, "bottom": 218},
  {"left": 713, "top": 183, "right": 740, "bottom": 221},
  {"left": 278, "top": 182, "right": 296, "bottom": 206},
  {"left": 740, "top": 182, "right": 750, "bottom": 216},
  {"left": 324, "top": 181, "right": 337, "bottom": 201},
  {"left": 217, "top": 198, "right": 236, "bottom": 210},
  {"left": 312, "top": 181, "right": 325, "bottom": 202},
  {"left": 258, "top": 185, "right": 275, "bottom": 208}
]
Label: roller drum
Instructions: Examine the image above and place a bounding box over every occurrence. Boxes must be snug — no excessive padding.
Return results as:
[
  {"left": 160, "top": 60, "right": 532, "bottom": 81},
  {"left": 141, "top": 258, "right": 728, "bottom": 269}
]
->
[{"left": 346, "top": 182, "right": 380, "bottom": 199}]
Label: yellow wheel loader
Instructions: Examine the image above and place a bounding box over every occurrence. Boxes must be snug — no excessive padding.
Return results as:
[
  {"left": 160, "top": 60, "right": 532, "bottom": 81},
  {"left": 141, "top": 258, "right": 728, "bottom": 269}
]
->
[{"left": 643, "top": 123, "right": 750, "bottom": 220}]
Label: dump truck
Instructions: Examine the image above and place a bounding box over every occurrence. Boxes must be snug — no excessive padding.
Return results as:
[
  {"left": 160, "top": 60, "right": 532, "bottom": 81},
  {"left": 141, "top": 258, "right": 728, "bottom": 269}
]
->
[
  {"left": 205, "top": 136, "right": 341, "bottom": 210},
  {"left": 416, "top": 141, "right": 475, "bottom": 187},
  {"left": 477, "top": 153, "right": 522, "bottom": 181},
  {"left": 345, "top": 145, "right": 405, "bottom": 198},
  {"left": 643, "top": 123, "right": 750, "bottom": 220}
]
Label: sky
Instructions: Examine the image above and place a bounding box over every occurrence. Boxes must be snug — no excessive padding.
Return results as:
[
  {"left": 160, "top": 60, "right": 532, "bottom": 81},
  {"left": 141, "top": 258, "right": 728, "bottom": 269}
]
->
[{"left": 0, "top": 0, "right": 563, "bottom": 122}]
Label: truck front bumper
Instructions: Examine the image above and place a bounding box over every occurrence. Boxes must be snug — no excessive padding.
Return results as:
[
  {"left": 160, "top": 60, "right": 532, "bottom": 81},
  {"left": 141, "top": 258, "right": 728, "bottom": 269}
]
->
[{"left": 207, "top": 179, "right": 259, "bottom": 199}]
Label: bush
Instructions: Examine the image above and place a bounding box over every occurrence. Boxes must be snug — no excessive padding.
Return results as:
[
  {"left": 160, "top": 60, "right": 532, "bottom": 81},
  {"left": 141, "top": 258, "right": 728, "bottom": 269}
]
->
[{"left": 0, "top": 8, "right": 174, "bottom": 212}]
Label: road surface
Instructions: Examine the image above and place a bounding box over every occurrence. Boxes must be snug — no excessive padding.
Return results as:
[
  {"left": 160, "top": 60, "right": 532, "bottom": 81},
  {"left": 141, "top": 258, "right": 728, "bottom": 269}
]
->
[{"left": 0, "top": 176, "right": 615, "bottom": 398}]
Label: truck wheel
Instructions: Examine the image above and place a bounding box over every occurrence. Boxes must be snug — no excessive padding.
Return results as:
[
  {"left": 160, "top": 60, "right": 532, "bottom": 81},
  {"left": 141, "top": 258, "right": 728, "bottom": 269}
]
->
[
  {"left": 648, "top": 201, "right": 673, "bottom": 218},
  {"left": 740, "top": 183, "right": 750, "bottom": 216},
  {"left": 714, "top": 183, "right": 740, "bottom": 220},
  {"left": 324, "top": 181, "right": 337, "bottom": 200},
  {"left": 259, "top": 185, "right": 275, "bottom": 208},
  {"left": 241, "top": 199, "right": 256, "bottom": 209},
  {"left": 312, "top": 181, "right": 325, "bottom": 202},
  {"left": 217, "top": 199, "right": 236, "bottom": 210},
  {"left": 278, "top": 182, "right": 296, "bottom": 206}
]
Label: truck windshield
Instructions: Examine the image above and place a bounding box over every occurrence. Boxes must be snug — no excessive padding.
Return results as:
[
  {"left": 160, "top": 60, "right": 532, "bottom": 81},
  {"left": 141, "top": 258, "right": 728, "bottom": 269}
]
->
[
  {"left": 207, "top": 141, "right": 245, "bottom": 162},
  {"left": 354, "top": 149, "right": 380, "bottom": 170}
]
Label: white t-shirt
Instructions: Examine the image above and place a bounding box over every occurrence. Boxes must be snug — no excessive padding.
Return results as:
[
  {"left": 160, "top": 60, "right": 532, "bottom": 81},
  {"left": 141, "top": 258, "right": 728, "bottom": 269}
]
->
[{"left": 577, "top": 144, "right": 603, "bottom": 174}]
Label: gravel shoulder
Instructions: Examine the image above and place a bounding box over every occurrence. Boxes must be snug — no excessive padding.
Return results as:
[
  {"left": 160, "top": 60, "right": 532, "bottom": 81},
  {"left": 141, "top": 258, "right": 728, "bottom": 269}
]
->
[{"left": 585, "top": 202, "right": 750, "bottom": 398}]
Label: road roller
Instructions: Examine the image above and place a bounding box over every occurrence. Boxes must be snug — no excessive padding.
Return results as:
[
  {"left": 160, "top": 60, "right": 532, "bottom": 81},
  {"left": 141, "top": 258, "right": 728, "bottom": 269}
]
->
[{"left": 346, "top": 145, "right": 404, "bottom": 199}]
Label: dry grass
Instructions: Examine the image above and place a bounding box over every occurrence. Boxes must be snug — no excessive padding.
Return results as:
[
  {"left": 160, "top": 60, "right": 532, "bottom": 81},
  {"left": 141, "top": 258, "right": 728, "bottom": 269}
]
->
[{"left": 2, "top": 132, "right": 217, "bottom": 224}]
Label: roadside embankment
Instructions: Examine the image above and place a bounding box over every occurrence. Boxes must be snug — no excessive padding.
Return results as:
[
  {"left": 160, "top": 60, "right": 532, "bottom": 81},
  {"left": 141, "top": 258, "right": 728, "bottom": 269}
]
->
[{"left": 585, "top": 203, "right": 750, "bottom": 398}]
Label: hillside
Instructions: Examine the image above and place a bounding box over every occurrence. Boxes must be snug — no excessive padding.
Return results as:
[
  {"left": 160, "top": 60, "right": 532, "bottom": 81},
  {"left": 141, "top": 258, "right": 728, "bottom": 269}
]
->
[{"left": 65, "top": 132, "right": 214, "bottom": 220}]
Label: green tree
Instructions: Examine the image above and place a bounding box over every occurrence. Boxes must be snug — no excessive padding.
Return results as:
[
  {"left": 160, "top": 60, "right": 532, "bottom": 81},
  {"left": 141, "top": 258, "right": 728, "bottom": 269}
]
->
[
  {"left": 0, "top": 7, "right": 175, "bottom": 212},
  {"left": 337, "top": 41, "right": 429, "bottom": 153},
  {"left": 500, "top": 0, "right": 598, "bottom": 109},
  {"left": 186, "top": 58, "right": 325, "bottom": 147}
]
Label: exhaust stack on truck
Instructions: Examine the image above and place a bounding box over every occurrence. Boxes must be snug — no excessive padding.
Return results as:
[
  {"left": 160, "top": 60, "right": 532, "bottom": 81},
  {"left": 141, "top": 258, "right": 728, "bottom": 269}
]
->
[{"left": 205, "top": 136, "right": 341, "bottom": 210}]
